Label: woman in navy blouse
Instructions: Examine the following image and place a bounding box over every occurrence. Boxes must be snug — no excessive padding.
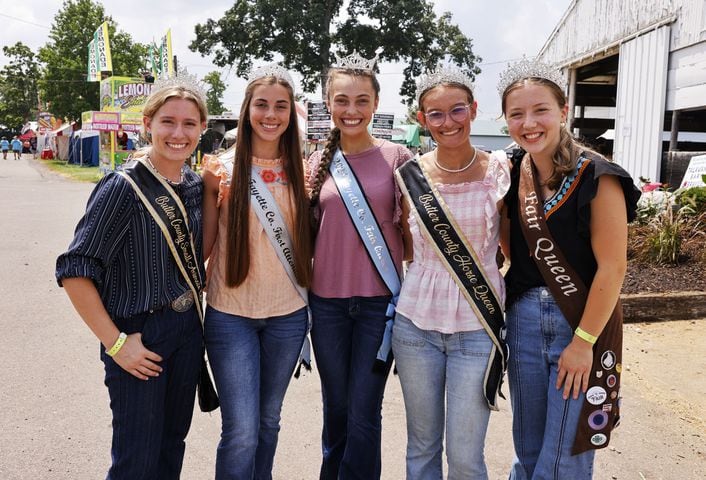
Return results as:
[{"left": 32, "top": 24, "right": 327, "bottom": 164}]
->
[{"left": 56, "top": 76, "right": 208, "bottom": 480}]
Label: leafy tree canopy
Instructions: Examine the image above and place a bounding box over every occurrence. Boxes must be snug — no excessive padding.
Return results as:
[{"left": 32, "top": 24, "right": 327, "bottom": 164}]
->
[
  {"left": 39, "top": 0, "right": 149, "bottom": 121},
  {"left": 203, "top": 71, "right": 227, "bottom": 115},
  {"left": 0, "top": 42, "right": 41, "bottom": 129},
  {"left": 190, "top": 0, "right": 480, "bottom": 106}
]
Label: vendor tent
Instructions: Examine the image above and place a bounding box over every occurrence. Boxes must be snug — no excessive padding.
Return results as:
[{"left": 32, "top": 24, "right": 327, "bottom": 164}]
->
[
  {"left": 391, "top": 124, "right": 421, "bottom": 148},
  {"left": 68, "top": 130, "right": 99, "bottom": 166}
]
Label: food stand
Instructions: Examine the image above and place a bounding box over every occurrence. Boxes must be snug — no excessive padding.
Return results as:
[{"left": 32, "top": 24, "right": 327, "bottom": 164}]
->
[{"left": 82, "top": 76, "right": 152, "bottom": 173}]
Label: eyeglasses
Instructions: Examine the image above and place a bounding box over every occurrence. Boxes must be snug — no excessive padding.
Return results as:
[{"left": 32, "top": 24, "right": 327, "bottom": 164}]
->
[{"left": 423, "top": 104, "right": 472, "bottom": 127}]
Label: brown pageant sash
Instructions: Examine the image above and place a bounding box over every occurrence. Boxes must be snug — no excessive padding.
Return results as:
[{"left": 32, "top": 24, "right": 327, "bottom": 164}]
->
[{"left": 517, "top": 154, "right": 622, "bottom": 454}]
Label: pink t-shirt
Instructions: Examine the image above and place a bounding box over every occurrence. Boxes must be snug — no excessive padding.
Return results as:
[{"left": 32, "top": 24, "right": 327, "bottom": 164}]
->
[
  {"left": 395, "top": 151, "right": 511, "bottom": 333},
  {"left": 308, "top": 140, "right": 412, "bottom": 298}
]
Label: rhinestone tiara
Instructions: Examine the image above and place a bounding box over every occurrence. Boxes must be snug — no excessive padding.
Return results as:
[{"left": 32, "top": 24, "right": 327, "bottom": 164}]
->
[
  {"left": 497, "top": 56, "right": 566, "bottom": 96},
  {"left": 416, "top": 65, "right": 475, "bottom": 105},
  {"left": 247, "top": 63, "right": 295, "bottom": 94},
  {"left": 152, "top": 68, "right": 207, "bottom": 104},
  {"left": 332, "top": 50, "right": 379, "bottom": 71}
]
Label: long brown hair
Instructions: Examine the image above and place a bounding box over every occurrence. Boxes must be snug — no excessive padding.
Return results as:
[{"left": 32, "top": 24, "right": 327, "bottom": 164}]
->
[
  {"left": 501, "top": 77, "right": 597, "bottom": 190},
  {"left": 309, "top": 67, "right": 380, "bottom": 204},
  {"left": 225, "top": 76, "right": 312, "bottom": 288}
]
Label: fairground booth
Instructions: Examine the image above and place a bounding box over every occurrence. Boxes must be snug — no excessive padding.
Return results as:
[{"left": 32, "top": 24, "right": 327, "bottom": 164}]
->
[{"left": 82, "top": 76, "right": 151, "bottom": 173}]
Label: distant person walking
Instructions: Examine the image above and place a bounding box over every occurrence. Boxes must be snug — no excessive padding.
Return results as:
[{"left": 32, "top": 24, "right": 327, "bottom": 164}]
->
[
  {"left": 11, "top": 136, "right": 22, "bottom": 160},
  {"left": 0, "top": 137, "right": 9, "bottom": 160}
]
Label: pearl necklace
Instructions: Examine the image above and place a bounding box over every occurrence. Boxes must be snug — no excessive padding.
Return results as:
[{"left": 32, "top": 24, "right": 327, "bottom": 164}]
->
[
  {"left": 145, "top": 155, "right": 184, "bottom": 185},
  {"left": 433, "top": 147, "right": 477, "bottom": 173}
]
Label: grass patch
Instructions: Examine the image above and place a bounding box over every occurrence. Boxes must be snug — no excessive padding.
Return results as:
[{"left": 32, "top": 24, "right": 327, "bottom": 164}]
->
[{"left": 43, "top": 160, "right": 102, "bottom": 183}]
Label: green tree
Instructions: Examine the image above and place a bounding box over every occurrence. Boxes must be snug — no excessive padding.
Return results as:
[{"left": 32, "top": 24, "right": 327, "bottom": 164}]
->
[
  {"left": 189, "top": 0, "right": 480, "bottom": 106},
  {"left": 0, "top": 42, "right": 41, "bottom": 129},
  {"left": 203, "top": 71, "right": 227, "bottom": 115},
  {"left": 39, "top": 0, "right": 149, "bottom": 121}
]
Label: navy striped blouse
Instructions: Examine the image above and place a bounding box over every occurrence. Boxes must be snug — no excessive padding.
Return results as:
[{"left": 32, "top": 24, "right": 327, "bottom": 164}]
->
[{"left": 56, "top": 167, "right": 205, "bottom": 319}]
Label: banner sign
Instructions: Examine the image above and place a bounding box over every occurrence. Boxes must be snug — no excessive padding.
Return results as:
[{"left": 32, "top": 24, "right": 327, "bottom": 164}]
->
[
  {"left": 87, "top": 22, "right": 112, "bottom": 81},
  {"left": 307, "top": 102, "right": 331, "bottom": 142},
  {"left": 100, "top": 76, "right": 154, "bottom": 112},
  {"left": 372, "top": 112, "right": 394, "bottom": 140},
  {"left": 680, "top": 155, "right": 706, "bottom": 188},
  {"left": 150, "top": 29, "right": 174, "bottom": 77}
]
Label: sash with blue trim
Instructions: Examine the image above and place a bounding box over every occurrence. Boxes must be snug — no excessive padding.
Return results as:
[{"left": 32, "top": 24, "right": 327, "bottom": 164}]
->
[
  {"left": 329, "top": 149, "right": 400, "bottom": 366},
  {"left": 250, "top": 166, "right": 312, "bottom": 376},
  {"left": 395, "top": 158, "right": 508, "bottom": 410},
  {"left": 518, "top": 152, "right": 622, "bottom": 453}
]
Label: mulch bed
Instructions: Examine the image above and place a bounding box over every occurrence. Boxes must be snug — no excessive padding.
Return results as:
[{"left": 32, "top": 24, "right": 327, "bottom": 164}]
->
[{"left": 623, "top": 260, "right": 706, "bottom": 294}]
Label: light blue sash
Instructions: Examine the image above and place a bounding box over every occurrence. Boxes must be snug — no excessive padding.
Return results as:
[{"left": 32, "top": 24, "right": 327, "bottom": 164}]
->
[
  {"left": 329, "top": 149, "right": 400, "bottom": 363},
  {"left": 250, "top": 167, "right": 311, "bottom": 372}
]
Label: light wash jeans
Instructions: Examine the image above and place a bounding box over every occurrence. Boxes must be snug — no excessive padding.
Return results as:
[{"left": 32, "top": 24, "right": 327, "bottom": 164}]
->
[
  {"left": 205, "top": 305, "right": 307, "bottom": 480},
  {"left": 507, "top": 287, "right": 595, "bottom": 480},
  {"left": 392, "top": 313, "right": 492, "bottom": 480}
]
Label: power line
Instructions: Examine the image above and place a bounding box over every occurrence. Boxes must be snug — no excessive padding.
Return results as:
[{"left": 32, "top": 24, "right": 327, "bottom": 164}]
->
[{"left": 0, "top": 13, "right": 50, "bottom": 29}]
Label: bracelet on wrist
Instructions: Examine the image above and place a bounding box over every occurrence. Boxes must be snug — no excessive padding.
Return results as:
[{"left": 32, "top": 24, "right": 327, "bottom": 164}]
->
[
  {"left": 574, "top": 326, "right": 598, "bottom": 345},
  {"left": 106, "top": 332, "right": 127, "bottom": 357}
]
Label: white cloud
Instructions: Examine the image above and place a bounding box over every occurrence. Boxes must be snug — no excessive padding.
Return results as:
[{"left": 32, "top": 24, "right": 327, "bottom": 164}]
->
[{"left": 1, "top": 0, "right": 570, "bottom": 119}]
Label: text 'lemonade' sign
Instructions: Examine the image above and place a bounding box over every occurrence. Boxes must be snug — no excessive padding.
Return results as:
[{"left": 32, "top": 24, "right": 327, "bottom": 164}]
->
[
  {"left": 372, "top": 112, "right": 394, "bottom": 140},
  {"left": 680, "top": 154, "right": 706, "bottom": 188},
  {"left": 307, "top": 102, "right": 331, "bottom": 142}
]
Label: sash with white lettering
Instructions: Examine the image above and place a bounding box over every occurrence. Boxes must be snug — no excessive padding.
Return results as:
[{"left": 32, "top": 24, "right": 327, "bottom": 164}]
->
[
  {"left": 518, "top": 153, "right": 623, "bottom": 454},
  {"left": 118, "top": 160, "right": 203, "bottom": 319},
  {"left": 329, "top": 149, "right": 400, "bottom": 365},
  {"left": 396, "top": 158, "right": 508, "bottom": 410},
  {"left": 250, "top": 166, "right": 312, "bottom": 375}
]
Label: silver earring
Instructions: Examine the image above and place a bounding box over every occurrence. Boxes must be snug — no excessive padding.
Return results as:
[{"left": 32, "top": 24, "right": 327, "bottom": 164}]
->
[{"left": 560, "top": 122, "right": 566, "bottom": 128}]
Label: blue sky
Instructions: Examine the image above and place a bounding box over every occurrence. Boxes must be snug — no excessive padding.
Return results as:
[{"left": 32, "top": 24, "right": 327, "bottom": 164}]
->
[{"left": 1, "top": 0, "right": 570, "bottom": 120}]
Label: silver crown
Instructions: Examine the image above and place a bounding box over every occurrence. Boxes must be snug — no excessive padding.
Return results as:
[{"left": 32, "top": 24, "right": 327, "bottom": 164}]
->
[
  {"left": 247, "top": 63, "right": 295, "bottom": 94},
  {"left": 152, "top": 68, "right": 207, "bottom": 104},
  {"left": 332, "top": 50, "right": 378, "bottom": 71},
  {"left": 416, "top": 65, "right": 475, "bottom": 105},
  {"left": 497, "top": 56, "right": 566, "bottom": 96}
]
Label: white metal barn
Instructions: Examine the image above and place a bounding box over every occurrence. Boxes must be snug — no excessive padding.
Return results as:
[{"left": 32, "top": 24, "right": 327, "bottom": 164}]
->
[{"left": 538, "top": 0, "right": 706, "bottom": 184}]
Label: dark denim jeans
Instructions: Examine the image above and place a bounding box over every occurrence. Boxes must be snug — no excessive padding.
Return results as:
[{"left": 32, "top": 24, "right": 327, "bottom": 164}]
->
[
  {"left": 309, "top": 293, "right": 393, "bottom": 480},
  {"left": 102, "top": 306, "right": 203, "bottom": 480},
  {"left": 205, "top": 305, "right": 308, "bottom": 480}
]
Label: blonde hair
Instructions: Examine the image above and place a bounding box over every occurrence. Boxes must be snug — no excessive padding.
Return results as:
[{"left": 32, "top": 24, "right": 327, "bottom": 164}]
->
[{"left": 501, "top": 77, "right": 597, "bottom": 190}]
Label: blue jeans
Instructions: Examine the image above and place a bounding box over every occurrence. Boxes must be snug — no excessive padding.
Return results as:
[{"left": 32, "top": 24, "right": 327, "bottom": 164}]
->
[
  {"left": 309, "top": 293, "right": 393, "bottom": 480},
  {"left": 205, "top": 305, "right": 307, "bottom": 480},
  {"left": 507, "top": 288, "right": 595, "bottom": 480},
  {"left": 392, "top": 313, "right": 492, "bottom": 480},
  {"left": 102, "top": 306, "right": 203, "bottom": 480}
]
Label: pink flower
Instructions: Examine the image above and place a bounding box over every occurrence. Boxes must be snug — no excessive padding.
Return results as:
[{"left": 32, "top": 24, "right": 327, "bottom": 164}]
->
[
  {"left": 641, "top": 182, "right": 662, "bottom": 192},
  {"left": 260, "top": 169, "right": 276, "bottom": 183}
]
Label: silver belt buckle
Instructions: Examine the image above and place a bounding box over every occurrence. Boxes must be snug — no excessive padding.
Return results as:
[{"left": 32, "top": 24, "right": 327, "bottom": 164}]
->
[{"left": 171, "top": 291, "right": 194, "bottom": 312}]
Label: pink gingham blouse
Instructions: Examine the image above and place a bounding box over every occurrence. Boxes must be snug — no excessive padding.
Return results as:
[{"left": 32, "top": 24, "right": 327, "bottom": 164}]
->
[{"left": 395, "top": 151, "right": 510, "bottom": 333}]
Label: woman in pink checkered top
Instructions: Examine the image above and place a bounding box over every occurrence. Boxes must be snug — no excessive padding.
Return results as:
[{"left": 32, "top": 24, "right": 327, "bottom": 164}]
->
[{"left": 392, "top": 67, "right": 510, "bottom": 480}]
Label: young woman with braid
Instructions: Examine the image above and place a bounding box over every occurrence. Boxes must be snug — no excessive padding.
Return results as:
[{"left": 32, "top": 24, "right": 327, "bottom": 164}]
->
[{"left": 307, "top": 52, "right": 413, "bottom": 480}]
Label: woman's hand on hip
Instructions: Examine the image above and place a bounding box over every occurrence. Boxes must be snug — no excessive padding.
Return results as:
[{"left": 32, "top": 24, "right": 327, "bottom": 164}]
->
[
  {"left": 556, "top": 338, "right": 593, "bottom": 400},
  {"left": 113, "top": 333, "right": 163, "bottom": 380}
]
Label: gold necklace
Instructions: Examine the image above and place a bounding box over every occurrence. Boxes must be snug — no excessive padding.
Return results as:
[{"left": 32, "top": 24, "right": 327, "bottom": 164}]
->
[{"left": 145, "top": 155, "right": 184, "bottom": 185}]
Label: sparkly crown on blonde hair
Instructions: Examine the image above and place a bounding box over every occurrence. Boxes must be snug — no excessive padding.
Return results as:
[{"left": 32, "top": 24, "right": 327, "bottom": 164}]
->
[
  {"left": 332, "top": 50, "right": 379, "bottom": 71},
  {"left": 416, "top": 65, "right": 475, "bottom": 105},
  {"left": 152, "top": 68, "right": 207, "bottom": 104},
  {"left": 497, "top": 56, "right": 566, "bottom": 96},
  {"left": 247, "top": 63, "right": 295, "bottom": 93}
]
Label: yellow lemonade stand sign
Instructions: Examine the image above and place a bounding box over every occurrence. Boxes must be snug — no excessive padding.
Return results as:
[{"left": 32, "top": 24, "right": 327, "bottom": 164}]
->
[{"left": 85, "top": 76, "right": 152, "bottom": 172}]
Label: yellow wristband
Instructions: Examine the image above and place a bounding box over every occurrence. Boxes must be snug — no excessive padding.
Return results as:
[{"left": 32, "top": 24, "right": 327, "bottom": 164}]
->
[
  {"left": 106, "top": 332, "right": 127, "bottom": 357},
  {"left": 575, "top": 327, "right": 598, "bottom": 345}
]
